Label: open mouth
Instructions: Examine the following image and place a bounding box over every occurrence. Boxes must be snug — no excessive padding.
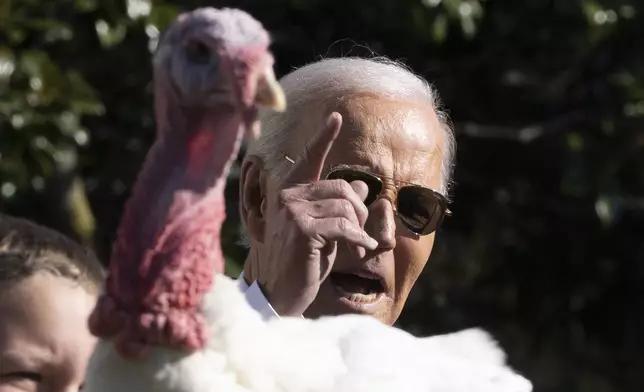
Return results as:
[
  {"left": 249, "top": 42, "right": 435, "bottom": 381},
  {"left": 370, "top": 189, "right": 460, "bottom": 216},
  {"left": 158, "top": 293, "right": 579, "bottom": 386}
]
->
[{"left": 330, "top": 272, "right": 385, "bottom": 303}]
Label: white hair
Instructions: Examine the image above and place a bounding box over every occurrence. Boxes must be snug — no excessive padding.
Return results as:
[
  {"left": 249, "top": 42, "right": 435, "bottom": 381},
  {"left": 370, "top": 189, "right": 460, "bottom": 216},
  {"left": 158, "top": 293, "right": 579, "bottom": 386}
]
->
[{"left": 238, "top": 56, "right": 456, "bottom": 247}]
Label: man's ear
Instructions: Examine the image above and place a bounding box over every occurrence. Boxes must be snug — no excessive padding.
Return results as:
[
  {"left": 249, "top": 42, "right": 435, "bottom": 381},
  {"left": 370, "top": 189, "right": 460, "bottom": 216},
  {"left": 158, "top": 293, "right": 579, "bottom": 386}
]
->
[{"left": 239, "top": 155, "right": 268, "bottom": 244}]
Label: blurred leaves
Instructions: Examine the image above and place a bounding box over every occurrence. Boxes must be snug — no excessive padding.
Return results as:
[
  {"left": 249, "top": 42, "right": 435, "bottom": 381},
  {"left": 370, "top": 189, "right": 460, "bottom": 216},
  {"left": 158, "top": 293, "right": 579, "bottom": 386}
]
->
[
  {"left": 0, "top": 0, "right": 643, "bottom": 391},
  {"left": 95, "top": 19, "right": 127, "bottom": 48},
  {"left": 0, "top": 48, "right": 16, "bottom": 85}
]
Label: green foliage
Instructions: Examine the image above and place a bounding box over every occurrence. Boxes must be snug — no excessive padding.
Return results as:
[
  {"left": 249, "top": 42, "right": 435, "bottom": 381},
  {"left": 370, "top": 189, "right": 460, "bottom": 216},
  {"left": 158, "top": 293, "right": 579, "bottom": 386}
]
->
[{"left": 1, "top": 0, "right": 643, "bottom": 390}]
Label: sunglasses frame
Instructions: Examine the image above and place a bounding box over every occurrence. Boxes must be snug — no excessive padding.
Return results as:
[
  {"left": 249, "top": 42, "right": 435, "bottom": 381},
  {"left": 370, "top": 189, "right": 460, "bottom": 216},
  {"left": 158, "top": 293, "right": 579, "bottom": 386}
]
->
[{"left": 324, "top": 166, "right": 452, "bottom": 236}]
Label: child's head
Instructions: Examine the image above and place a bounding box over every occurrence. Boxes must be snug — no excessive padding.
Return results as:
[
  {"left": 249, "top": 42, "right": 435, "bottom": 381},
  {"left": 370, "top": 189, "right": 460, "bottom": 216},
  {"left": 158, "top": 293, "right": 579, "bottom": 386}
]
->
[{"left": 0, "top": 215, "right": 104, "bottom": 392}]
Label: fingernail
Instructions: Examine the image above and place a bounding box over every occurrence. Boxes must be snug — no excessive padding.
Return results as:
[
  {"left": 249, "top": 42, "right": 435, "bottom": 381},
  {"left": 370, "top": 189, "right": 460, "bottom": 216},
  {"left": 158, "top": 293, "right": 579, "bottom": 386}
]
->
[
  {"left": 327, "top": 112, "right": 341, "bottom": 127},
  {"left": 366, "top": 237, "right": 379, "bottom": 250}
]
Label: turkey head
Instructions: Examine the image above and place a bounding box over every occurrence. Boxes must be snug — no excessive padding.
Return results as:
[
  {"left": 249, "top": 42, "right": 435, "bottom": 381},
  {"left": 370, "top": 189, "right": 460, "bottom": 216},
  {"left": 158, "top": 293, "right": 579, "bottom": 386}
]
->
[
  {"left": 88, "top": 7, "right": 285, "bottom": 359},
  {"left": 153, "top": 8, "right": 285, "bottom": 139}
]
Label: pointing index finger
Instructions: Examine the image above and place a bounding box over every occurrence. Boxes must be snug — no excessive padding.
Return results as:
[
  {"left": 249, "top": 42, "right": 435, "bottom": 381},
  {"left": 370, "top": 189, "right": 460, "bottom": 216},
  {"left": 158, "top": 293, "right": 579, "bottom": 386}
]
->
[{"left": 286, "top": 112, "right": 343, "bottom": 184}]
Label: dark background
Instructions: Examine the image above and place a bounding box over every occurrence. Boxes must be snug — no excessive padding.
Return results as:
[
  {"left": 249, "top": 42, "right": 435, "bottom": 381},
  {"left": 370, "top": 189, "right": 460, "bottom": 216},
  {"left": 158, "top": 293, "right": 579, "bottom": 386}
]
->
[{"left": 1, "top": 0, "right": 643, "bottom": 390}]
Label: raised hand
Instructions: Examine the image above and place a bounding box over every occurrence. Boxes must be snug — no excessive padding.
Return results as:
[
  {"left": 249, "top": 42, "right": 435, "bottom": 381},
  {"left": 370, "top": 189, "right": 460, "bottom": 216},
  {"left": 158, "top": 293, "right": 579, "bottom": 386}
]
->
[{"left": 257, "top": 112, "right": 378, "bottom": 317}]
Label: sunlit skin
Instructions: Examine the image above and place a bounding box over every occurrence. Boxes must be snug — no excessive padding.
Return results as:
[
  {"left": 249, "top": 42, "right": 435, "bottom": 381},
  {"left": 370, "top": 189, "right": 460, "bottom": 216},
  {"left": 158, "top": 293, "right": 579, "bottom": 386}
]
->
[
  {"left": 268, "top": 94, "right": 445, "bottom": 324},
  {"left": 0, "top": 274, "right": 97, "bottom": 392}
]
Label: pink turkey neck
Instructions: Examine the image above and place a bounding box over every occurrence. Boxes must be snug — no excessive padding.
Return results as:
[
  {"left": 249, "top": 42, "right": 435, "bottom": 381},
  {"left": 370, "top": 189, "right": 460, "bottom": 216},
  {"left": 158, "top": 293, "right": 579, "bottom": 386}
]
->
[{"left": 88, "top": 104, "right": 244, "bottom": 358}]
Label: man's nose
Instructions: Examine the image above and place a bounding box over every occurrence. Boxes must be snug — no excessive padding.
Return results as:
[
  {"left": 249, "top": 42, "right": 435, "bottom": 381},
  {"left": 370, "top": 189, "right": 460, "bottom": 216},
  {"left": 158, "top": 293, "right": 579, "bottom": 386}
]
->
[{"left": 364, "top": 198, "right": 397, "bottom": 250}]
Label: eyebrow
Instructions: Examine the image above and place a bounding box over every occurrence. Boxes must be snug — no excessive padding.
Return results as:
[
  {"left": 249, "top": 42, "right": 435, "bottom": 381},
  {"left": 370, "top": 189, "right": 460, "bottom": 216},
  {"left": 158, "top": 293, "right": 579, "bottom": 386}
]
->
[{"left": 326, "top": 163, "right": 425, "bottom": 187}]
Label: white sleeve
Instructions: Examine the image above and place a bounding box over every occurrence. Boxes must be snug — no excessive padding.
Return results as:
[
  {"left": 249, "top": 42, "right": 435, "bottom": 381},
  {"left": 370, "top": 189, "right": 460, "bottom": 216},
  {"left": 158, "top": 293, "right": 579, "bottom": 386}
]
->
[{"left": 236, "top": 273, "right": 280, "bottom": 321}]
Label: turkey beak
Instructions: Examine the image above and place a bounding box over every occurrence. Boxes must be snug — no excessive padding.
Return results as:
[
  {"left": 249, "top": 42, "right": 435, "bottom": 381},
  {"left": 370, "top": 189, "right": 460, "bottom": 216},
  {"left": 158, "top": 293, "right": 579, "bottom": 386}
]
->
[{"left": 255, "top": 66, "right": 286, "bottom": 112}]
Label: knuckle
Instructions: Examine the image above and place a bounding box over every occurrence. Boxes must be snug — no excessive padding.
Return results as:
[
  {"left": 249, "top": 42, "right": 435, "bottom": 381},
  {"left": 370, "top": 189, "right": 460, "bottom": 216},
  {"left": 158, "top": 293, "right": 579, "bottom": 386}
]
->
[
  {"left": 338, "top": 199, "right": 353, "bottom": 216},
  {"left": 278, "top": 188, "right": 300, "bottom": 208},
  {"left": 277, "top": 189, "right": 291, "bottom": 205},
  {"left": 338, "top": 217, "right": 351, "bottom": 232},
  {"left": 333, "top": 179, "right": 353, "bottom": 197},
  {"left": 305, "top": 201, "right": 322, "bottom": 218},
  {"left": 321, "top": 179, "right": 338, "bottom": 191},
  {"left": 306, "top": 182, "right": 323, "bottom": 197}
]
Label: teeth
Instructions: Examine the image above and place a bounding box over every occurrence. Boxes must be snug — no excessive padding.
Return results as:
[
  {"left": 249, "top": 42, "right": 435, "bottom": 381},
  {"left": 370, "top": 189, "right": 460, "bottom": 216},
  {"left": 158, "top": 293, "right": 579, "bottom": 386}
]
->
[
  {"left": 354, "top": 272, "right": 379, "bottom": 281},
  {"left": 335, "top": 285, "right": 380, "bottom": 303}
]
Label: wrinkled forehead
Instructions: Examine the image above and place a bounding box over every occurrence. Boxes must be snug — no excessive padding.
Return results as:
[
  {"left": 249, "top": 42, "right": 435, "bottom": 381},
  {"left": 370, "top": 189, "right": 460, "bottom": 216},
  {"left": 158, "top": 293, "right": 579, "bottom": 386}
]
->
[
  {"left": 334, "top": 93, "right": 442, "bottom": 147},
  {"left": 162, "top": 8, "right": 269, "bottom": 48},
  {"left": 284, "top": 93, "right": 444, "bottom": 186}
]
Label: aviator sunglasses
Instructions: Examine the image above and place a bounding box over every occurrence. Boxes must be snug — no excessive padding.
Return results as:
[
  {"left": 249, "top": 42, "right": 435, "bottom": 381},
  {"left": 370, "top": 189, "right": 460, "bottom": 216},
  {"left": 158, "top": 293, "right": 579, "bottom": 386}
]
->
[{"left": 285, "top": 156, "right": 452, "bottom": 236}]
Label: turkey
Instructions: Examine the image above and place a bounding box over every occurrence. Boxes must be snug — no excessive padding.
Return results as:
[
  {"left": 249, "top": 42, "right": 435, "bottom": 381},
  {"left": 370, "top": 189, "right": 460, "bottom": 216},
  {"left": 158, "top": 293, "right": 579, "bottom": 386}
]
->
[{"left": 83, "top": 7, "right": 533, "bottom": 392}]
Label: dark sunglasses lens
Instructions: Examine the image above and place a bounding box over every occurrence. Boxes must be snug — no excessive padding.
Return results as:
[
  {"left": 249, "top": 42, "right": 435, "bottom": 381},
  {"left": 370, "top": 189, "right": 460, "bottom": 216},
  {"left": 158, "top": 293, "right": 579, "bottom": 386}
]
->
[
  {"left": 326, "top": 170, "right": 383, "bottom": 206},
  {"left": 397, "top": 187, "right": 446, "bottom": 235}
]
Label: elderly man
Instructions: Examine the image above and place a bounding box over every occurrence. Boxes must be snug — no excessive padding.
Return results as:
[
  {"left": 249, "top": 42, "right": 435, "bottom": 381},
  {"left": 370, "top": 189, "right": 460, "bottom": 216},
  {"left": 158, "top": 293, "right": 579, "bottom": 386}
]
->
[{"left": 236, "top": 56, "right": 455, "bottom": 325}]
